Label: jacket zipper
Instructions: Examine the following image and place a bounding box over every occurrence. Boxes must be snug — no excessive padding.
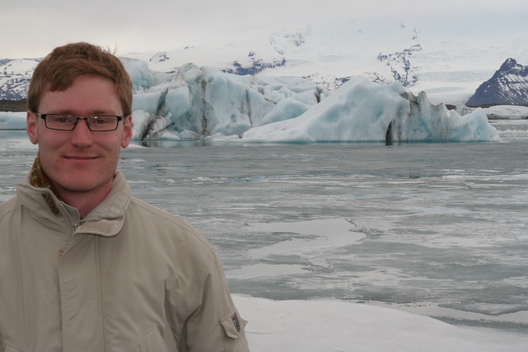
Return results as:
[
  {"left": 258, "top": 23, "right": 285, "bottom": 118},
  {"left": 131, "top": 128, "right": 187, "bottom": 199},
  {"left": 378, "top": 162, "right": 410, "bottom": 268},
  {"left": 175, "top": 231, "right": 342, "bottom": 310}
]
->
[{"left": 56, "top": 201, "right": 81, "bottom": 256}]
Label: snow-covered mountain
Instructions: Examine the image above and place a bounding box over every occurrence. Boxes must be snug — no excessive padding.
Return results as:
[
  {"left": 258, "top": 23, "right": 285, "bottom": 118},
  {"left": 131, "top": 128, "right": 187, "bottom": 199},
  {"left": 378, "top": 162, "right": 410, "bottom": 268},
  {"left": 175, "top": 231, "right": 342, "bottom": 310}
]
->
[
  {"left": 99, "top": 16, "right": 528, "bottom": 106},
  {"left": 466, "top": 58, "right": 528, "bottom": 107},
  {"left": 124, "top": 20, "right": 425, "bottom": 93},
  {"left": 1, "top": 17, "right": 527, "bottom": 106},
  {"left": 0, "top": 58, "right": 38, "bottom": 100}
]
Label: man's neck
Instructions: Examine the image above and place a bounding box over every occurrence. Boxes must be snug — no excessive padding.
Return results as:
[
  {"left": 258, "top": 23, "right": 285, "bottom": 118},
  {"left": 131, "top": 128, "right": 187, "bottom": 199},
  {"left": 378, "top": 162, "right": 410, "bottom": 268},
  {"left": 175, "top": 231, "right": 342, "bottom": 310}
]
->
[
  {"left": 54, "top": 182, "right": 113, "bottom": 219},
  {"left": 29, "top": 153, "right": 115, "bottom": 218}
]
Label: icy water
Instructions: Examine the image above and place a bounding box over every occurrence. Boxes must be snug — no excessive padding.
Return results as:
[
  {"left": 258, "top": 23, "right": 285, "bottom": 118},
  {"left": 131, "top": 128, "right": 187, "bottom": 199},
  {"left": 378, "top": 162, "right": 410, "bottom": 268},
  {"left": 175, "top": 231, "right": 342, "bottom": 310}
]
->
[{"left": 0, "top": 120, "right": 527, "bottom": 335}]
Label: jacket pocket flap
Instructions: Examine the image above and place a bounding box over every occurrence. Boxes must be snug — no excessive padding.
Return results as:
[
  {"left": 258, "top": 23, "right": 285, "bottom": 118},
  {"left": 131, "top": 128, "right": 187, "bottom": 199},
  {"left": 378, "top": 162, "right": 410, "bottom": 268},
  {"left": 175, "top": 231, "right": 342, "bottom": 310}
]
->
[
  {"left": 220, "top": 311, "right": 247, "bottom": 339},
  {"left": 140, "top": 327, "right": 169, "bottom": 352}
]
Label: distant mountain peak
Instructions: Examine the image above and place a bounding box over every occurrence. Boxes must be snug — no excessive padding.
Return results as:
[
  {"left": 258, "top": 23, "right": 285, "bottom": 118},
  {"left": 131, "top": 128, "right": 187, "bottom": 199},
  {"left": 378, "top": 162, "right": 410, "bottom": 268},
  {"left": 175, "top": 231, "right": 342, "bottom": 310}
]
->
[
  {"left": 222, "top": 51, "right": 286, "bottom": 76},
  {"left": 0, "top": 58, "right": 39, "bottom": 100},
  {"left": 500, "top": 57, "right": 518, "bottom": 70},
  {"left": 150, "top": 52, "right": 170, "bottom": 64},
  {"left": 466, "top": 58, "right": 528, "bottom": 107},
  {"left": 377, "top": 43, "right": 422, "bottom": 87},
  {"left": 269, "top": 28, "right": 310, "bottom": 55}
]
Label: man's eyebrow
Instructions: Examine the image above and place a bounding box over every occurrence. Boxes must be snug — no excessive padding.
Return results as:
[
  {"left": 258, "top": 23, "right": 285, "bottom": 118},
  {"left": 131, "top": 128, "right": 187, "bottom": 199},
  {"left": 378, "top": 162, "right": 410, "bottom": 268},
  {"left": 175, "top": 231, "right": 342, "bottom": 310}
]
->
[
  {"left": 92, "top": 110, "right": 124, "bottom": 116},
  {"left": 46, "top": 110, "right": 119, "bottom": 116},
  {"left": 43, "top": 110, "right": 72, "bottom": 114},
  {"left": 91, "top": 110, "right": 117, "bottom": 115}
]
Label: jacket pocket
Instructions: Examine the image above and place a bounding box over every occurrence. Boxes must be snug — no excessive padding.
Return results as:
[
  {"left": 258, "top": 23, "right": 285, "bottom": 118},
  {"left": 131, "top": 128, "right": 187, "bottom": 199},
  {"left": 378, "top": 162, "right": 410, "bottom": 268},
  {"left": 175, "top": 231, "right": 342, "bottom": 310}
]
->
[
  {"left": 220, "top": 310, "right": 248, "bottom": 339},
  {"left": 220, "top": 311, "right": 249, "bottom": 351},
  {"left": 139, "top": 327, "right": 170, "bottom": 352}
]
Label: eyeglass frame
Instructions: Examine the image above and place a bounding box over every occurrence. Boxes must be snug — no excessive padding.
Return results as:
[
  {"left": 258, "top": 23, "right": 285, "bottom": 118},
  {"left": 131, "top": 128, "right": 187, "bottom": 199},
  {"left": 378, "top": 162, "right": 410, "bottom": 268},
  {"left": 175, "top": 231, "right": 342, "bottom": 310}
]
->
[{"left": 35, "top": 113, "right": 124, "bottom": 132}]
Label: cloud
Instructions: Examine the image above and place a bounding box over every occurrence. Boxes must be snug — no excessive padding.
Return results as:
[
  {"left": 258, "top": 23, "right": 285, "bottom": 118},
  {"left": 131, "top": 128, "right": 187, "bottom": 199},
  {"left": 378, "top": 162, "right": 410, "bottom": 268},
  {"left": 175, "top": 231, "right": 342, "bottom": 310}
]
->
[{"left": 1, "top": 0, "right": 528, "bottom": 58}]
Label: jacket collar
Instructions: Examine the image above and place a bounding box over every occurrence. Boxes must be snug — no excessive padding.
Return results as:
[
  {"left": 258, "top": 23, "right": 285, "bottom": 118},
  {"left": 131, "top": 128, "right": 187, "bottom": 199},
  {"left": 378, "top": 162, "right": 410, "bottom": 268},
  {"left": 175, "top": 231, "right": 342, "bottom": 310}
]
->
[
  {"left": 29, "top": 153, "right": 61, "bottom": 215},
  {"left": 17, "top": 163, "right": 131, "bottom": 237},
  {"left": 77, "top": 172, "right": 131, "bottom": 236}
]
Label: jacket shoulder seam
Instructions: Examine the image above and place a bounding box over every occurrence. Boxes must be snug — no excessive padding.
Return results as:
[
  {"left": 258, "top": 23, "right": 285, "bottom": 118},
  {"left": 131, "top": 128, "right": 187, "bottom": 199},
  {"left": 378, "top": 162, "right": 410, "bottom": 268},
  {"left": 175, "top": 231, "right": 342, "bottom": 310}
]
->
[
  {"left": 128, "top": 197, "right": 216, "bottom": 250},
  {"left": 0, "top": 197, "right": 21, "bottom": 222}
]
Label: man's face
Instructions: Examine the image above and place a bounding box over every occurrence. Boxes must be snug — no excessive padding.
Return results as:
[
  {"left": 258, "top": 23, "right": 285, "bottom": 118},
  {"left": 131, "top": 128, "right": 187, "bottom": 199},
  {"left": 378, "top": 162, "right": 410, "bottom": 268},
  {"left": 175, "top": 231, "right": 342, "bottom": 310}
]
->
[{"left": 26, "top": 74, "right": 132, "bottom": 200}]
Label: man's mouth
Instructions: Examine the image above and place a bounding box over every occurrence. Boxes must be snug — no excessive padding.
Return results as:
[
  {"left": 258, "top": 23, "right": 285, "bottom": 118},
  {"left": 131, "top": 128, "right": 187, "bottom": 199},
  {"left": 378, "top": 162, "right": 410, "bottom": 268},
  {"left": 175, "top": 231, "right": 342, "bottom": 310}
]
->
[{"left": 64, "top": 155, "right": 99, "bottom": 160}]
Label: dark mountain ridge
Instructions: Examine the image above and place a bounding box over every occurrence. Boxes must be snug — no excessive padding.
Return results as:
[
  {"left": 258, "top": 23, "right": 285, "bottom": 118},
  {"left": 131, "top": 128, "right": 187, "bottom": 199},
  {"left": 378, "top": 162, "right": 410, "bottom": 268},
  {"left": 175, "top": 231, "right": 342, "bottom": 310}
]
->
[{"left": 466, "top": 58, "right": 528, "bottom": 107}]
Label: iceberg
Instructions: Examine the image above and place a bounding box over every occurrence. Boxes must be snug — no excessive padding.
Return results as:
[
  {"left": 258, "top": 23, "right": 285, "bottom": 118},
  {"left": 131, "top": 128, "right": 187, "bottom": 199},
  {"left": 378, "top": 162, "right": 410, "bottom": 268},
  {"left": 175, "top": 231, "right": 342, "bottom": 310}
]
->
[
  {"left": 121, "top": 57, "right": 159, "bottom": 91},
  {"left": 128, "top": 62, "right": 499, "bottom": 143},
  {"left": 0, "top": 111, "right": 26, "bottom": 130},
  {"left": 242, "top": 77, "right": 500, "bottom": 143},
  {"left": 131, "top": 63, "right": 325, "bottom": 140},
  {"left": 0, "top": 58, "right": 500, "bottom": 144}
]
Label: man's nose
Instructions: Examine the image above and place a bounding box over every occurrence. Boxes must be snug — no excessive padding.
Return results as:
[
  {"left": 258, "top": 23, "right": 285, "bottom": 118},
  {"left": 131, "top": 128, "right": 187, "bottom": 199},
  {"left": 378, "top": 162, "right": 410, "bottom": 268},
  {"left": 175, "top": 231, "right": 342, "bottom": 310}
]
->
[{"left": 70, "top": 119, "right": 93, "bottom": 146}]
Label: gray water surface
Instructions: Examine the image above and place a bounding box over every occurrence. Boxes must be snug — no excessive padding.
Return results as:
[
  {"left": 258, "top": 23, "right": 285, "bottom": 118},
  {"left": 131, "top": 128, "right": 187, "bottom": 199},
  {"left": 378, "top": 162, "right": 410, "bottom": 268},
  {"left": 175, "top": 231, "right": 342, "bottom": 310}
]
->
[{"left": 1, "top": 120, "right": 527, "bottom": 334}]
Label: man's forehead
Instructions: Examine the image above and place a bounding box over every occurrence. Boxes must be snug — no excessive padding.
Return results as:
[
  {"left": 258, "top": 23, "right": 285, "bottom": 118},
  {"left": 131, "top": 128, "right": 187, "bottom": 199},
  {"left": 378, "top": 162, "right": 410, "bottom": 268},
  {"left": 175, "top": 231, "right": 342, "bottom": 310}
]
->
[
  {"left": 39, "top": 78, "right": 123, "bottom": 115},
  {"left": 45, "top": 74, "right": 117, "bottom": 92}
]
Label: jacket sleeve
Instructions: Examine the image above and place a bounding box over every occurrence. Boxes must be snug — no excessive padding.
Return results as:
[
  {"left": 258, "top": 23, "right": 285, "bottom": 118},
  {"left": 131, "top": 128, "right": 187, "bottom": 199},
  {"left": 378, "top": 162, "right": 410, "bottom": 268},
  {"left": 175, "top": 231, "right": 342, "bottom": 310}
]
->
[{"left": 180, "top": 252, "right": 249, "bottom": 352}]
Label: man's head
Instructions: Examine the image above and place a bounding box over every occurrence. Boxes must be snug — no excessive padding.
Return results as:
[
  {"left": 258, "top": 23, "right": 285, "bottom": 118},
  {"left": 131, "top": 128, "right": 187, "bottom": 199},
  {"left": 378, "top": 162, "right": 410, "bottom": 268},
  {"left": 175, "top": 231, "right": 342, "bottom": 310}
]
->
[
  {"left": 26, "top": 42, "right": 133, "bottom": 217},
  {"left": 27, "top": 42, "right": 132, "bottom": 116}
]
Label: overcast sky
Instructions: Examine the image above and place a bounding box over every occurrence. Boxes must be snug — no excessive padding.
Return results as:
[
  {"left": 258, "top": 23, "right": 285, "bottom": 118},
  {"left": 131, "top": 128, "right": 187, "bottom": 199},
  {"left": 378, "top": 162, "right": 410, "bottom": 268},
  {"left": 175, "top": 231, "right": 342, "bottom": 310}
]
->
[{"left": 1, "top": 0, "right": 527, "bottom": 59}]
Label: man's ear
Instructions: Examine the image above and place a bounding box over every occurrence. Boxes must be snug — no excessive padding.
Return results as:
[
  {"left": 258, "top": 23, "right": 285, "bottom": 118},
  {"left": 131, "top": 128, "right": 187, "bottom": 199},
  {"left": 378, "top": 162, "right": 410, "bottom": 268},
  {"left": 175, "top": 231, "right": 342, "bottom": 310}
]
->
[
  {"left": 26, "top": 111, "right": 39, "bottom": 145},
  {"left": 121, "top": 115, "right": 133, "bottom": 148}
]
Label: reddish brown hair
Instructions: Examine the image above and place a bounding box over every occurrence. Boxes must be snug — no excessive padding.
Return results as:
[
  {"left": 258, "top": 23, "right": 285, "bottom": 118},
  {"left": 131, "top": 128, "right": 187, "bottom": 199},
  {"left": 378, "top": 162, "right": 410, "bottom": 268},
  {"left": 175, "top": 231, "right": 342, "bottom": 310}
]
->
[{"left": 27, "top": 42, "right": 132, "bottom": 116}]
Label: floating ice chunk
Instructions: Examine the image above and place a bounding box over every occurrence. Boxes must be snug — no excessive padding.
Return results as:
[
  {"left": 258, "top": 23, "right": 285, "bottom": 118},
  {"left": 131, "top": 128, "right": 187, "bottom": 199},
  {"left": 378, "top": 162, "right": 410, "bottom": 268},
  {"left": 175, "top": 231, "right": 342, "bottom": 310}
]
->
[
  {"left": 121, "top": 57, "right": 156, "bottom": 91},
  {"left": 259, "top": 98, "right": 310, "bottom": 126},
  {"left": 127, "top": 62, "right": 499, "bottom": 143},
  {"left": 242, "top": 77, "right": 500, "bottom": 143},
  {"left": 0, "top": 112, "right": 26, "bottom": 130},
  {"left": 130, "top": 63, "right": 326, "bottom": 139}
]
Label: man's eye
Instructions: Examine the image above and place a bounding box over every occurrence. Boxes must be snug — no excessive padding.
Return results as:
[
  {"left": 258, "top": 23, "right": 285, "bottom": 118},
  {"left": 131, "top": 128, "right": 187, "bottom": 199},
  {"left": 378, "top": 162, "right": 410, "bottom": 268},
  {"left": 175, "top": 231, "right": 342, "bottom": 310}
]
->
[
  {"left": 52, "top": 116, "right": 74, "bottom": 124},
  {"left": 92, "top": 116, "right": 112, "bottom": 124}
]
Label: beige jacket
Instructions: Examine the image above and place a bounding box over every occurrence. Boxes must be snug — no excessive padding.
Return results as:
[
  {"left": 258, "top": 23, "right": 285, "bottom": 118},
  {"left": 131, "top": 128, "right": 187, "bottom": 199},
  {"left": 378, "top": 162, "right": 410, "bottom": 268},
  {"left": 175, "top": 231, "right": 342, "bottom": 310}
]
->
[{"left": 0, "top": 172, "right": 249, "bottom": 352}]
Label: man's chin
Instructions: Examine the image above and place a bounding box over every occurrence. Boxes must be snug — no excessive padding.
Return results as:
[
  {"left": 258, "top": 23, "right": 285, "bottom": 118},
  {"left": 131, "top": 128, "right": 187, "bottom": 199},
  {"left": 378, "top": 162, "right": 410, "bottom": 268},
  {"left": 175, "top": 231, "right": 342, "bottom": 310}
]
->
[{"left": 52, "top": 176, "right": 112, "bottom": 196}]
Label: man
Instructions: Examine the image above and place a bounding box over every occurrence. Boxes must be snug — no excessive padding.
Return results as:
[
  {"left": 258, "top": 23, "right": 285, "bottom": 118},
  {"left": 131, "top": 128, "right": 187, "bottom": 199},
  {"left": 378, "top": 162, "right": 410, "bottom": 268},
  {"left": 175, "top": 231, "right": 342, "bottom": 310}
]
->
[{"left": 0, "top": 42, "right": 249, "bottom": 352}]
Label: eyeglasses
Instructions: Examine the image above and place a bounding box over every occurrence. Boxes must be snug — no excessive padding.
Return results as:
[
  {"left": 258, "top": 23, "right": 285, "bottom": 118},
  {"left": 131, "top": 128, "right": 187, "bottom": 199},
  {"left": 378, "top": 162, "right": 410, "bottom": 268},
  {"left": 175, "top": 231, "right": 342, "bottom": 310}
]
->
[{"left": 36, "top": 113, "right": 123, "bottom": 132}]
